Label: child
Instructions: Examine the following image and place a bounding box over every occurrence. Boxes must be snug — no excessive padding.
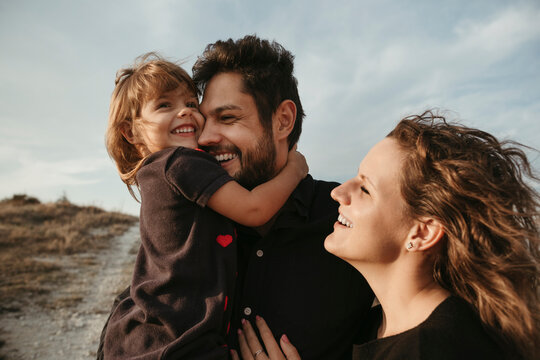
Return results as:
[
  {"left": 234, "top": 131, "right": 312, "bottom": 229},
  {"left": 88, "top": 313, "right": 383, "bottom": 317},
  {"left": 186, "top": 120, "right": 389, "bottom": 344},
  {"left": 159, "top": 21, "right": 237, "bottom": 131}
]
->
[{"left": 101, "top": 53, "right": 308, "bottom": 359}]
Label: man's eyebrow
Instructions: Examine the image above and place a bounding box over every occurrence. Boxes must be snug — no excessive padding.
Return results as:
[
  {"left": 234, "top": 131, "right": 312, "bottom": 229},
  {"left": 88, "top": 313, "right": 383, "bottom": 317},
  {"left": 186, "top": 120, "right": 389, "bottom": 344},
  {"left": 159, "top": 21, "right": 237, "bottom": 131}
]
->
[{"left": 210, "top": 104, "right": 242, "bottom": 114}]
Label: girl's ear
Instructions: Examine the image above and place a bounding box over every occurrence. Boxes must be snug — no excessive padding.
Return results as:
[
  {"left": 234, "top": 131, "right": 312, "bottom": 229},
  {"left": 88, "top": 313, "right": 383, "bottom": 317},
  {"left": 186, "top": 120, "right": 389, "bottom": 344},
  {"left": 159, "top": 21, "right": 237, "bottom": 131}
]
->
[
  {"left": 120, "top": 121, "right": 139, "bottom": 144},
  {"left": 405, "top": 217, "right": 445, "bottom": 252},
  {"left": 273, "top": 100, "right": 296, "bottom": 141}
]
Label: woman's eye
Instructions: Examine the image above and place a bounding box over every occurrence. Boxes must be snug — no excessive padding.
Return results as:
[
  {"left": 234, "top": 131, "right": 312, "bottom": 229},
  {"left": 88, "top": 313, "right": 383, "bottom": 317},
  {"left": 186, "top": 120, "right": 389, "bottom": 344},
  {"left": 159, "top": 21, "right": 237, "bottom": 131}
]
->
[{"left": 361, "top": 186, "right": 370, "bottom": 195}]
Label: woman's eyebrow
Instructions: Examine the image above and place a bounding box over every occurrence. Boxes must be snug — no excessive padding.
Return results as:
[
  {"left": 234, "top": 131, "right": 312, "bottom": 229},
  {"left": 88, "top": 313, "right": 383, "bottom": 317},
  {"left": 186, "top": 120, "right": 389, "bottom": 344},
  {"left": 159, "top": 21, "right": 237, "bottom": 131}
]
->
[{"left": 359, "top": 174, "right": 376, "bottom": 190}]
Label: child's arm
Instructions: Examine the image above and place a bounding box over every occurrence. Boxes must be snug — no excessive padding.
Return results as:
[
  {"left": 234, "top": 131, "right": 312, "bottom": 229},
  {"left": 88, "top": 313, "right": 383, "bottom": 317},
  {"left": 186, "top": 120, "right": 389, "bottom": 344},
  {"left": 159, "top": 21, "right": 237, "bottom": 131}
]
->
[{"left": 207, "top": 146, "right": 308, "bottom": 227}]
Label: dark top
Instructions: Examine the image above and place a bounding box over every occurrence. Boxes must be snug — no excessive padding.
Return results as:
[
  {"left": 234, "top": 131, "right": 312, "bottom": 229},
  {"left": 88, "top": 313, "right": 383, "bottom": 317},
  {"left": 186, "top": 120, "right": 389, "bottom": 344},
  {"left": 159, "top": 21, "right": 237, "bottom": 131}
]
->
[
  {"left": 353, "top": 296, "right": 510, "bottom": 360},
  {"left": 227, "top": 175, "right": 374, "bottom": 360},
  {"left": 103, "top": 147, "right": 236, "bottom": 360}
]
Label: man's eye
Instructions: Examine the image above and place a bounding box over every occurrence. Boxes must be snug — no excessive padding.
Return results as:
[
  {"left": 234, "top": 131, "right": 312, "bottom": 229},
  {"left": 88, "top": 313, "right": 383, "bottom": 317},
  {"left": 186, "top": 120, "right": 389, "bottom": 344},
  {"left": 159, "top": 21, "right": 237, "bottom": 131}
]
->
[
  {"left": 220, "top": 115, "right": 235, "bottom": 122},
  {"left": 361, "top": 186, "right": 370, "bottom": 195}
]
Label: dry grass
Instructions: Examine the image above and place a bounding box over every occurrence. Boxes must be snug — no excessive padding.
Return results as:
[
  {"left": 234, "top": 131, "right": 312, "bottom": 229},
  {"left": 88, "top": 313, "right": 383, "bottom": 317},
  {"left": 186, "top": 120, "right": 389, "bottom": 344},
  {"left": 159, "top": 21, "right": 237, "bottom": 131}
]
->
[{"left": 0, "top": 194, "right": 138, "bottom": 313}]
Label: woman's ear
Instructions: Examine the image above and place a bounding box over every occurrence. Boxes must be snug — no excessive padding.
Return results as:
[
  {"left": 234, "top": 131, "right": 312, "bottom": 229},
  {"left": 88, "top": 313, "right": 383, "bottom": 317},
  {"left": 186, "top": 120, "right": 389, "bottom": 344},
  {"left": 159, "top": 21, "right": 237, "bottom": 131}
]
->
[
  {"left": 120, "top": 121, "right": 139, "bottom": 144},
  {"left": 273, "top": 100, "right": 296, "bottom": 141},
  {"left": 405, "top": 217, "right": 445, "bottom": 252}
]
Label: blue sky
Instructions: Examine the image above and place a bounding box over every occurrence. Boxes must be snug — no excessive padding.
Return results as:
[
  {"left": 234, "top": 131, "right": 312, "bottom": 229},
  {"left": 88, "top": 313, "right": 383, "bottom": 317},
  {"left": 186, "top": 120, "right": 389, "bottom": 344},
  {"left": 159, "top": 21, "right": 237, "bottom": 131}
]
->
[{"left": 1, "top": 0, "right": 539, "bottom": 216}]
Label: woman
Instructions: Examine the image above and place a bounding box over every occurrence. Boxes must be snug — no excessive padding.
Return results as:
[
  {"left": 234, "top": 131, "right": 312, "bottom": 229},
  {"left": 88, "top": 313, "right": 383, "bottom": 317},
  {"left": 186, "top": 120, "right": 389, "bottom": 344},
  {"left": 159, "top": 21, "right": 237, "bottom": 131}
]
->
[{"left": 232, "top": 111, "right": 540, "bottom": 360}]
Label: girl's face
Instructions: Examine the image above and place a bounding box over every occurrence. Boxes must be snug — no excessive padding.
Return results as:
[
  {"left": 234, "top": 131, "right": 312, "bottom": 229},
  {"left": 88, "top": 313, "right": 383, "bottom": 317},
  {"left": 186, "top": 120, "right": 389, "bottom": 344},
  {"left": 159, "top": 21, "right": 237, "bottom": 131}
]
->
[
  {"left": 135, "top": 86, "right": 205, "bottom": 154},
  {"left": 324, "top": 138, "right": 412, "bottom": 267}
]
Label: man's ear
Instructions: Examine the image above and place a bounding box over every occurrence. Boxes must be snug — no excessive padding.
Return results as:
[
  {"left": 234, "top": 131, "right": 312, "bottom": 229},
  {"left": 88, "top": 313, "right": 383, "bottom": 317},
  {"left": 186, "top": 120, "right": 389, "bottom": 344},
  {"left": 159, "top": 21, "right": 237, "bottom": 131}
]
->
[
  {"left": 273, "top": 100, "right": 296, "bottom": 141},
  {"left": 406, "top": 217, "right": 445, "bottom": 252},
  {"left": 120, "top": 121, "right": 139, "bottom": 144}
]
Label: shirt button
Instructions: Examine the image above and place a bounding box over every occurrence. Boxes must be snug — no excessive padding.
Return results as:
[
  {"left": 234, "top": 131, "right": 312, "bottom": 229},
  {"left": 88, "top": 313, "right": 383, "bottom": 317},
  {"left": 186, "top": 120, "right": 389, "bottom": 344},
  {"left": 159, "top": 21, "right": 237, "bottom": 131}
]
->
[
  {"left": 256, "top": 249, "right": 264, "bottom": 257},
  {"left": 243, "top": 307, "right": 252, "bottom": 316}
]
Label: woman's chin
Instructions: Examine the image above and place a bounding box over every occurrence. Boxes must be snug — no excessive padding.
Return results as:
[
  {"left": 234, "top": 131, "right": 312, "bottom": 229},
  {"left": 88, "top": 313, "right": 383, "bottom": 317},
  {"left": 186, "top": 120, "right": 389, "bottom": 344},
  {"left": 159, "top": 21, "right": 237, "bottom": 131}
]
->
[{"left": 323, "top": 233, "right": 338, "bottom": 255}]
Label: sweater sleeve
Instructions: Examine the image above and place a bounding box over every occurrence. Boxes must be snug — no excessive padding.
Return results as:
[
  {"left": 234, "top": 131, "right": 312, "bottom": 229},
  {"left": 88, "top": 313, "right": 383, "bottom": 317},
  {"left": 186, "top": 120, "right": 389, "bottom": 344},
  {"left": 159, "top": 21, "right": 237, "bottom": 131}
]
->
[{"left": 165, "top": 147, "right": 235, "bottom": 207}]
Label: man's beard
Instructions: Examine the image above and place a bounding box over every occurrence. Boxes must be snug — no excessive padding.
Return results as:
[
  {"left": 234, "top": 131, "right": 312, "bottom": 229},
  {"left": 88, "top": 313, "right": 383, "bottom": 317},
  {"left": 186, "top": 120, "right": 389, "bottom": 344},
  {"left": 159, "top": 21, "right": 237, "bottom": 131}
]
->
[
  {"left": 235, "top": 133, "right": 276, "bottom": 190},
  {"left": 201, "top": 132, "right": 277, "bottom": 190}
]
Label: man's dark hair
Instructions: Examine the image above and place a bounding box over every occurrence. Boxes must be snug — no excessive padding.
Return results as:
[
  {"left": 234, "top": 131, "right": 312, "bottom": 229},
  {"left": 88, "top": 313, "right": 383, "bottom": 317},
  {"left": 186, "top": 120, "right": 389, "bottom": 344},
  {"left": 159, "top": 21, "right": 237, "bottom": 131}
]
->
[{"left": 192, "top": 35, "right": 304, "bottom": 149}]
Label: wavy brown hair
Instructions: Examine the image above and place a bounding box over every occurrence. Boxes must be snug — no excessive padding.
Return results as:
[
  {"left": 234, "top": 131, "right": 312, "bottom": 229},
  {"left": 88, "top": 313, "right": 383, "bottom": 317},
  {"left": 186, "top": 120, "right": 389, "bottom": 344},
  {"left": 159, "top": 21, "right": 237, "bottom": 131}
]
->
[
  {"left": 105, "top": 53, "right": 197, "bottom": 199},
  {"left": 388, "top": 111, "right": 540, "bottom": 358}
]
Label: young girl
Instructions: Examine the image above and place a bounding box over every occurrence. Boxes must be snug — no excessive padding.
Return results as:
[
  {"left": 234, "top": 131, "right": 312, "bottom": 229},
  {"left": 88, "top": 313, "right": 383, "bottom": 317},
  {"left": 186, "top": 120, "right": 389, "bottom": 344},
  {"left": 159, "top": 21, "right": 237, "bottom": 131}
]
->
[{"left": 101, "top": 53, "right": 308, "bottom": 359}]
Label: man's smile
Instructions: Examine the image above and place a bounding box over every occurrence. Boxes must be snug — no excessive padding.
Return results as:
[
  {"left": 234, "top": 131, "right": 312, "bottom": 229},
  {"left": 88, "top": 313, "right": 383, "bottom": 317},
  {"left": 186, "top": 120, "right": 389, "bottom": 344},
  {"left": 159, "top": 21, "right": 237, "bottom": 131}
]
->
[{"left": 214, "top": 153, "right": 238, "bottom": 163}]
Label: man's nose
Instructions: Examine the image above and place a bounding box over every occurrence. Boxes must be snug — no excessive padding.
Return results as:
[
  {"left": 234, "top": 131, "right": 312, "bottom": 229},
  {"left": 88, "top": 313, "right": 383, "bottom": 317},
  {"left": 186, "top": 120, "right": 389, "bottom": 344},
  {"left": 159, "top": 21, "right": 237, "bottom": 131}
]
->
[{"left": 198, "top": 119, "right": 221, "bottom": 146}]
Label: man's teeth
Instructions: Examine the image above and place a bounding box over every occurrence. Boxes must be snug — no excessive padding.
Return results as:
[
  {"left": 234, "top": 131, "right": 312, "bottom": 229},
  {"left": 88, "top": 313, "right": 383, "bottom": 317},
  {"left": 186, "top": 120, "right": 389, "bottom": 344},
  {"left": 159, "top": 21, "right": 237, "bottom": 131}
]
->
[
  {"left": 172, "top": 127, "right": 194, "bottom": 133},
  {"left": 338, "top": 214, "right": 353, "bottom": 228},
  {"left": 215, "top": 153, "right": 238, "bottom": 162}
]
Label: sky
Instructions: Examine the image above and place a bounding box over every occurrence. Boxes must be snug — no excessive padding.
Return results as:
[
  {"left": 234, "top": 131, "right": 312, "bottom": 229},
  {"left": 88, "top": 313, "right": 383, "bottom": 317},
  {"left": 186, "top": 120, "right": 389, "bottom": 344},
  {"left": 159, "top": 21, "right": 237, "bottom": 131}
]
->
[{"left": 1, "top": 0, "right": 539, "bottom": 216}]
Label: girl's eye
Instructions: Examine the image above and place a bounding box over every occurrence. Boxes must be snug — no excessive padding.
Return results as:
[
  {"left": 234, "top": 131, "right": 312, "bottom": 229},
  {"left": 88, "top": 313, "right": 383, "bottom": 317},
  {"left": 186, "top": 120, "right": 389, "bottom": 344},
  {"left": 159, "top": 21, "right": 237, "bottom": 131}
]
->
[
  {"left": 186, "top": 101, "right": 199, "bottom": 109},
  {"left": 361, "top": 186, "right": 370, "bottom": 195},
  {"left": 157, "top": 102, "right": 170, "bottom": 109}
]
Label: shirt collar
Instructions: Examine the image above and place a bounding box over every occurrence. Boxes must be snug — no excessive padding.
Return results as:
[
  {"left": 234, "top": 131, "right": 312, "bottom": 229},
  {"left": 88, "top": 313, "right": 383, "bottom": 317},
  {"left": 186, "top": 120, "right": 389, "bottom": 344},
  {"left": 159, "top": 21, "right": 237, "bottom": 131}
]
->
[
  {"left": 237, "top": 174, "right": 316, "bottom": 236},
  {"left": 270, "top": 174, "right": 315, "bottom": 230}
]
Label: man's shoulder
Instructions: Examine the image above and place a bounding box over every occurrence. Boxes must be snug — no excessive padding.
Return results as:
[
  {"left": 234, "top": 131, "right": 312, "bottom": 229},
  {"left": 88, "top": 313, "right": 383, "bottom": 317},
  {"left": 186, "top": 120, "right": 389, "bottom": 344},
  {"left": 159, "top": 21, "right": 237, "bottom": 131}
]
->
[
  {"left": 312, "top": 177, "right": 340, "bottom": 190},
  {"left": 299, "top": 175, "right": 339, "bottom": 197},
  {"left": 295, "top": 175, "right": 340, "bottom": 220}
]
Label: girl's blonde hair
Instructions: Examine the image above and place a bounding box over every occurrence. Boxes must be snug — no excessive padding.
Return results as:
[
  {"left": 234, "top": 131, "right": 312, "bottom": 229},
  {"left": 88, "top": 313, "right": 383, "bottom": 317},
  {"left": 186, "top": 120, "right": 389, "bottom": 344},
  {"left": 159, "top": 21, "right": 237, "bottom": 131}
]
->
[
  {"left": 105, "top": 53, "right": 197, "bottom": 199},
  {"left": 388, "top": 111, "right": 540, "bottom": 358}
]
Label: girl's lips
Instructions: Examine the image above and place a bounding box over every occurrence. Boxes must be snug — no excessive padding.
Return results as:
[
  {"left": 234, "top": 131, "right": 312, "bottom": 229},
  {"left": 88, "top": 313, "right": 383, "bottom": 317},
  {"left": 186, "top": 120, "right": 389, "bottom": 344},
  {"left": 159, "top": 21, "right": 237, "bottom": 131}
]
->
[{"left": 171, "top": 124, "right": 196, "bottom": 136}]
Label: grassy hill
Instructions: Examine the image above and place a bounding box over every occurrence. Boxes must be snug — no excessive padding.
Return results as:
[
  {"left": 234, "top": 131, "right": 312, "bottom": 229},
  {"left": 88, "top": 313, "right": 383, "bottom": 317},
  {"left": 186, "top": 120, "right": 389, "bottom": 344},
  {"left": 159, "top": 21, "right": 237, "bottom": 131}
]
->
[{"left": 0, "top": 194, "right": 138, "bottom": 313}]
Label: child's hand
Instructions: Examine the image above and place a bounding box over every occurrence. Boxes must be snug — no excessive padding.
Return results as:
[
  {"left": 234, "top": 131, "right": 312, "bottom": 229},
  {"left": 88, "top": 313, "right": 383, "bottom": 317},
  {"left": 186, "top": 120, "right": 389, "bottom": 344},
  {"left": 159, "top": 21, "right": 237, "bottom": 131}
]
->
[{"left": 287, "top": 144, "right": 308, "bottom": 179}]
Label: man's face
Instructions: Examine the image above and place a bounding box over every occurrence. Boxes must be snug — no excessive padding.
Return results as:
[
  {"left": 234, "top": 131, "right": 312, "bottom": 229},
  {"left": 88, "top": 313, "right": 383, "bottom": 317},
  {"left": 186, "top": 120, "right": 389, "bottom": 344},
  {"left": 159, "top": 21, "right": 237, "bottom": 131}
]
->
[{"left": 199, "top": 72, "right": 277, "bottom": 189}]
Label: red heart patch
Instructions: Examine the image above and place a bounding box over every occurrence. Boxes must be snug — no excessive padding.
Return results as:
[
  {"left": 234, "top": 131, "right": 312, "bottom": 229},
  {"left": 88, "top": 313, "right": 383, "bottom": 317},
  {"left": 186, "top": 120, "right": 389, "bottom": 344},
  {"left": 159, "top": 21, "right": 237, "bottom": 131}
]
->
[{"left": 216, "top": 234, "right": 233, "bottom": 248}]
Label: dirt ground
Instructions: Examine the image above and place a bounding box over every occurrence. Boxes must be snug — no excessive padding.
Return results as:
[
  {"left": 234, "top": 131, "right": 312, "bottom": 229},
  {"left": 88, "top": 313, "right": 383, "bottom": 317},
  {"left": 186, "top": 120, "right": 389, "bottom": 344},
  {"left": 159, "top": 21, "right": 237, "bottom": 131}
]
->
[{"left": 0, "top": 224, "right": 139, "bottom": 360}]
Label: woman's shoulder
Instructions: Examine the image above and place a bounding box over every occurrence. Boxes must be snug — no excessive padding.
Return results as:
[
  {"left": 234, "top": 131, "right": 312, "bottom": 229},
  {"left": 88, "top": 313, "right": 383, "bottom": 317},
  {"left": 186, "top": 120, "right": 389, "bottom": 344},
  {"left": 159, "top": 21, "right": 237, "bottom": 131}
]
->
[
  {"left": 417, "top": 296, "right": 505, "bottom": 357},
  {"left": 353, "top": 296, "right": 508, "bottom": 360}
]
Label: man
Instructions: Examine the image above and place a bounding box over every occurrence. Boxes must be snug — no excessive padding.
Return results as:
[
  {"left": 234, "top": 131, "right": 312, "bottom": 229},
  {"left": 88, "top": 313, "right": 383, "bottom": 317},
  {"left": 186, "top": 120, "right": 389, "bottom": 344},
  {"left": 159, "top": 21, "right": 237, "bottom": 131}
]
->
[{"left": 192, "top": 35, "right": 373, "bottom": 359}]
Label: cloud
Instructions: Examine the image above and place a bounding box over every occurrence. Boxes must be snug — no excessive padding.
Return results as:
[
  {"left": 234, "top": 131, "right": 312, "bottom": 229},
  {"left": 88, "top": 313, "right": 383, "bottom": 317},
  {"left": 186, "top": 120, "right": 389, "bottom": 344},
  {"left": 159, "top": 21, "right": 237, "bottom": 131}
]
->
[
  {"left": 0, "top": 148, "right": 110, "bottom": 195},
  {"left": 0, "top": 0, "right": 538, "bottom": 213},
  {"left": 294, "top": 2, "right": 540, "bottom": 181},
  {"left": 454, "top": 5, "right": 540, "bottom": 55}
]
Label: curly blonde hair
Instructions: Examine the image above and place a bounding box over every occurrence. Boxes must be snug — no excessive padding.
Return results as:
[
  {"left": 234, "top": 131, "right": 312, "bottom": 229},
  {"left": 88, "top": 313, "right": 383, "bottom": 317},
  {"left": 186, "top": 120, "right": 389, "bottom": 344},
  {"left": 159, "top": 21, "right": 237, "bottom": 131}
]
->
[
  {"left": 388, "top": 111, "right": 540, "bottom": 358},
  {"left": 105, "top": 53, "right": 197, "bottom": 199}
]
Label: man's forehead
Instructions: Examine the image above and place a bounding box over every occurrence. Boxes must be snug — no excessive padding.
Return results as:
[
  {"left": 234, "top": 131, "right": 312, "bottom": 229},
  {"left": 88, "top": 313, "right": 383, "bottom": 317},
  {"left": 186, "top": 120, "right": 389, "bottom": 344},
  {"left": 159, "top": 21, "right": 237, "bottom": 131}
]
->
[
  {"left": 200, "top": 73, "right": 253, "bottom": 114},
  {"left": 202, "top": 73, "right": 244, "bottom": 98}
]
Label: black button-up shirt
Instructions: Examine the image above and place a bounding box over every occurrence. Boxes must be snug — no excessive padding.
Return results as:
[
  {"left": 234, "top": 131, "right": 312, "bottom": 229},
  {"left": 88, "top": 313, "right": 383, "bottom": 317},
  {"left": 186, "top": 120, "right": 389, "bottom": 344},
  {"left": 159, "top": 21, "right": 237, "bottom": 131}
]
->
[{"left": 228, "top": 175, "right": 374, "bottom": 359}]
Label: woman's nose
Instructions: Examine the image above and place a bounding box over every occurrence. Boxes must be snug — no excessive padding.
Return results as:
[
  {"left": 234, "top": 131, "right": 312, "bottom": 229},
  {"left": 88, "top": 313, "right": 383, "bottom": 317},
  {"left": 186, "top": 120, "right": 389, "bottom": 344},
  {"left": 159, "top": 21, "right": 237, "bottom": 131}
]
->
[{"left": 331, "top": 181, "right": 351, "bottom": 205}]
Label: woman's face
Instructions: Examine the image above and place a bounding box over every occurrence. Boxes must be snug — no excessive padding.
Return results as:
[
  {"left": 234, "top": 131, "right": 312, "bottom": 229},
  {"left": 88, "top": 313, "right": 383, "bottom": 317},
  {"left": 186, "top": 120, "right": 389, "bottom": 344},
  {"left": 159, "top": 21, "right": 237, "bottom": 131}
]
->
[{"left": 324, "top": 138, "right": 412, "bottom": 267}]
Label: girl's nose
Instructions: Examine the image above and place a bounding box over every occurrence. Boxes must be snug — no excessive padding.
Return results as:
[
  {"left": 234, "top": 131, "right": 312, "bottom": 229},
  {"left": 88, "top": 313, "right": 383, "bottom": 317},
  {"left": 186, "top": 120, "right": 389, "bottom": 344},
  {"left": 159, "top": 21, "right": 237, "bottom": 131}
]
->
[{"left": 177, "top": 107, "right": 192, "bottom": 118}]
